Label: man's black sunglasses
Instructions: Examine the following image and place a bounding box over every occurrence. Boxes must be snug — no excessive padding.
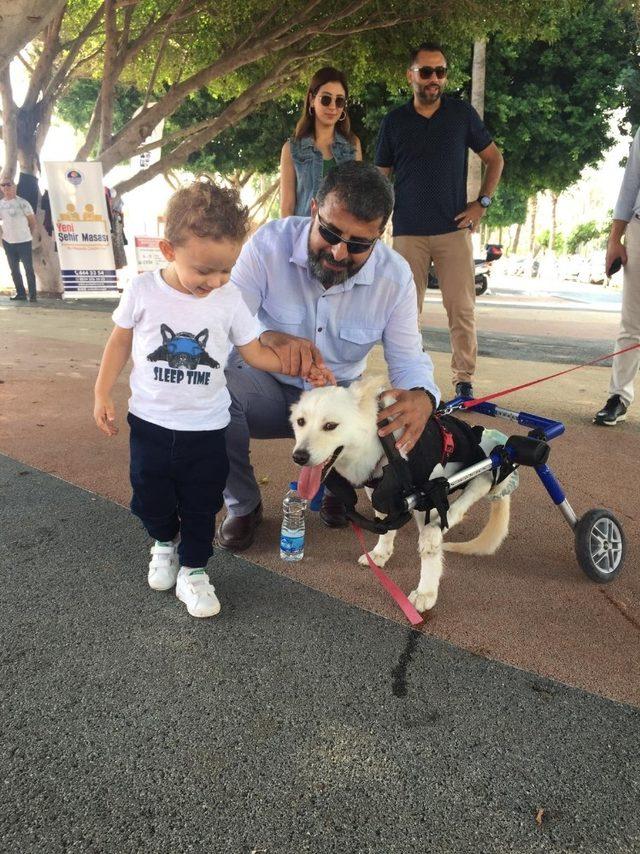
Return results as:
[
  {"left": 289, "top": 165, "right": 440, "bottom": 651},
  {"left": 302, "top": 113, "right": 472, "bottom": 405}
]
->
[
  {"left": 317, "top": 214, "right": 378, "bottom": 254},
  {"left": 0, "top": 182, "right": 13, "bottom": 187},
  {"left": 410, "top": 65, "right": 448, "bottom": 80}
]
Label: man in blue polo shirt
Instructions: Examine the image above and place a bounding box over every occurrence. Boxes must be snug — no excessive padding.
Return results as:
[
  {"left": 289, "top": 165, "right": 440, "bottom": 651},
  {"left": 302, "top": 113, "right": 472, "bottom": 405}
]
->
[{"left": 376, "top": 41, "right": 504, "bottom": 399}]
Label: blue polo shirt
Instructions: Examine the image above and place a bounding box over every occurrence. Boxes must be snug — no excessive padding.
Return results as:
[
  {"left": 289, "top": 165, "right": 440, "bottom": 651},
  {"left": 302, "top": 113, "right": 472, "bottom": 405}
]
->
[{"left": 375, "top": 96, "right": 493, "bottom": 236}]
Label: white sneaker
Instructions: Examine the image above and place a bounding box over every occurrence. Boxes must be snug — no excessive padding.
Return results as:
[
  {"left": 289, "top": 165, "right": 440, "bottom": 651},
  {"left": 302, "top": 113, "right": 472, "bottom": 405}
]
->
[
  {"left": 176, "top": 568, "right": 221, "bottom": 618},
  {"left": 148, "top": 539, "right": 179, "bottom": 590}
]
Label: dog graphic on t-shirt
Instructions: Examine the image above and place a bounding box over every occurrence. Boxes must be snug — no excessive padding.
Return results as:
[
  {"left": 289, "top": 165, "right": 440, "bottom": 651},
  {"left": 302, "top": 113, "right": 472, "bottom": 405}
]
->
[{"left": 147, "top": 324, "right": 220, "bottom": 370}]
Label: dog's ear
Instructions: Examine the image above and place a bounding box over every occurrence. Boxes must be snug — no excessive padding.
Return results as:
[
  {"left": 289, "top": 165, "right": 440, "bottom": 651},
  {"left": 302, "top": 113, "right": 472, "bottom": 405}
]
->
[{"left": 351, "top": 376, "right": 387, "bottom": 408}]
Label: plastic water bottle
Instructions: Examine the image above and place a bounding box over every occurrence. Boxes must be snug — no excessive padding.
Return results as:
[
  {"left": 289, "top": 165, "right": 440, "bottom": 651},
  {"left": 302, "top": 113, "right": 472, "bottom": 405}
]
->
[{"left": 280, "top": 482, "right": 306, "bottom": 561}]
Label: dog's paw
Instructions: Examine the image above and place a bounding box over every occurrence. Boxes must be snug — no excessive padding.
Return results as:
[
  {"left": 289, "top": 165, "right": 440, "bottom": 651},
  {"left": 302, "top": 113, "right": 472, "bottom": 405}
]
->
[
  {"left": 409, "top": 588, "right": 438, "bottom": 612},
  {"left": 358, "top": 548, "right": 392, "bottom": 568}
]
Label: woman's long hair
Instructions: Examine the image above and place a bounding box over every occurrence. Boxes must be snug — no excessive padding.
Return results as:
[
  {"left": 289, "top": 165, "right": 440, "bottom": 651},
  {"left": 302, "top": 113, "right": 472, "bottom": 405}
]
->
[{"left": 293, "top": 66, "right": 356, "bottom": 143}]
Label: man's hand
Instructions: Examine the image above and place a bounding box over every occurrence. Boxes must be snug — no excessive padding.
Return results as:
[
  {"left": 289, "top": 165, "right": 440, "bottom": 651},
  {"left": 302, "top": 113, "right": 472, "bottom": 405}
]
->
[
  {"left": 260, "top": 330, "right": 327, "bottom": 377},
  {"left": 306, "top": 363, "right": 337, "bottom": 387},
  {"left": 605, "top": 238, "right": 627, "bottom": 276},
  {"left": 454, "top": 200, "right": 485, "bottom": 232},
  {"left": 377, "top": 388, "right": 433, "bottom": 454}
]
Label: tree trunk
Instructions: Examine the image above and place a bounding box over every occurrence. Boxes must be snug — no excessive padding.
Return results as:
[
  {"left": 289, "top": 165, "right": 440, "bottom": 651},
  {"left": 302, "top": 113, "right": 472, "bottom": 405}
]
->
[
  {"left": 32, "top": 223, "right": 63, "bottom": 297},
  {"left": 549, "top": 191, "right": 558, "bottom": 254},
  {"left": 512, "top": 222, "right": 522, "bottom": 254},
  {"left": 0, "top": 0, "right": 67, "bottom": 73},
  {"left": 99, "top": 0, "right": 118, "bottom": 155},
  {"left": 466, "top": 39, "right": 486, "bottom": 202},
  {"left": 528, "top": 194, "right": 538, "bottom": 253}
]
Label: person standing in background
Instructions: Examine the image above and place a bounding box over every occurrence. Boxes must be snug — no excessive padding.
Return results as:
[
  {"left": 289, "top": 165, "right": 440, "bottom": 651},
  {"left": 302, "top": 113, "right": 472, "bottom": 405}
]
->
[
  {"left": 280, "top": 67, "right": 362, "bottom": 218},
  {"left": 594, "top": 126, "right": 640, "bottom": 426},
  {"left": 375, "top": 41, "right": 503, "bottom": 399},
  {"left": 0, "top": 178, "right": 38, "bottom": 302}
]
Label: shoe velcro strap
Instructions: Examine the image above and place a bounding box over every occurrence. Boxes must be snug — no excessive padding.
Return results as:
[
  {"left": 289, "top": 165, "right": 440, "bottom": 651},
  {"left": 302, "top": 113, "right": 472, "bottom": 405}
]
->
[{"left": 151, "top": 544, "right": 177, "bottom": 555}]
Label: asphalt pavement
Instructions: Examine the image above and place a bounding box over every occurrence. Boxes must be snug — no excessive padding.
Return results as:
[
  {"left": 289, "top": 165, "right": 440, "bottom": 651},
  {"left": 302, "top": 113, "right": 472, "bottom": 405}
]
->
[{"left": 2, "top": 454, "right": 639, "bottom": 854}]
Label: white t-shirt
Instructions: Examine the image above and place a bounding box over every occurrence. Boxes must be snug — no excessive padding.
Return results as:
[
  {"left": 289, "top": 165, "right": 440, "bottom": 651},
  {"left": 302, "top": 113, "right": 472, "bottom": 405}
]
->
[
  {"left": 113, "top": 270, "right": 258, "bottom": 431},
  {"left": 0, "top": 197, "right": 34, "bottom": 243}
]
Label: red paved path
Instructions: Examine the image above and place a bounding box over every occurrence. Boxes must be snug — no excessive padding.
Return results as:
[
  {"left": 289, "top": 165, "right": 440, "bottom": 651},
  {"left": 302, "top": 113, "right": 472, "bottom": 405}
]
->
[{"left": 1, "top": 300, "right": 638, "bottom": 706}]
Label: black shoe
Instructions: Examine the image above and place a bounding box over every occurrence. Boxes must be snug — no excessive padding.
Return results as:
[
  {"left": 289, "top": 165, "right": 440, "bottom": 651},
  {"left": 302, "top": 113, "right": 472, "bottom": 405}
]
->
[
  {"left": 593, "top": 395, "right": 627, "bottom": 426},
  {"left": 28, "top": 296, "right": 37, "bottom": 302},
  {"left": 216, "top": 502, "right": 263, "bottom": 551},
  {"left": 10, "top": 294, "right": 27, "bottom": 301},
  {"left": 455, "top": 381, "right": 474, "bottom": 399},
  {"left": 320, "top": 493, "right": 348, "bottom": 528}
]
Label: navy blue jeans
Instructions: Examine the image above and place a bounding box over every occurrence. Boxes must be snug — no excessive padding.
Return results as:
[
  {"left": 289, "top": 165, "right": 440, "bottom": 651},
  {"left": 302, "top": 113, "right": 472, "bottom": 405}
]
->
[{"left": 128, "top": 414, "right": 229, "bottom": 568}]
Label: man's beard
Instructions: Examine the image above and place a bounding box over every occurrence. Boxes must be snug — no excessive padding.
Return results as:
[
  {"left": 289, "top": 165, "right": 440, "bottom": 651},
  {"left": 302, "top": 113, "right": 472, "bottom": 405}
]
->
[
  {"left": 308, "top": 245, "right": 363, "bottom": 287},
  {"left": 415, "top": 83, "right": 442, "bottom": 105}
]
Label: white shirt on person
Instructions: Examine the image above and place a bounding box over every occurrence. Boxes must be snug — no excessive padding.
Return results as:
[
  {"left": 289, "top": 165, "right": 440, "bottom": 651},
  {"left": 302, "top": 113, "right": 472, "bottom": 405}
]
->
[
  {"left": 113, "top": 269, "right": 258, "bottom": 431},
  {"left": 0, "top": 196, "right": 34, "bottom": 243}
]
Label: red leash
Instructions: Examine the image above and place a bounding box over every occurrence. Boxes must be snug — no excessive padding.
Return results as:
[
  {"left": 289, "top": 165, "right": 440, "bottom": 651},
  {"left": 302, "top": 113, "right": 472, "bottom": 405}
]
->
[
  {"left": 459, "top": 343, "right": 640, "bottom": 409},
  {"left": 351, "top": 523, "right": 424, "bottom": 627}
]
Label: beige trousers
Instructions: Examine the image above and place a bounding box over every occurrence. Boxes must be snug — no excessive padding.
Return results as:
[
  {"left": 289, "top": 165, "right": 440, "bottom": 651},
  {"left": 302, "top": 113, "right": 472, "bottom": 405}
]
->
[
  {"left": 609, "top": 214, "right": 640, "bottom": 407},
  {"left": 394, "top": 230, "right": 476, "bottom": 385}
]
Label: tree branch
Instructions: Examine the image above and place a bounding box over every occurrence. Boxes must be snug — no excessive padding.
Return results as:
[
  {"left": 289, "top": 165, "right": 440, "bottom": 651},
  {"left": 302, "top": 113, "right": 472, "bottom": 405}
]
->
[
  {"left": 23, "top": 6, "right": 65, "bottom": 110},
  {"left": 0, "top": 66, "right": 18, "bottom": 179}
]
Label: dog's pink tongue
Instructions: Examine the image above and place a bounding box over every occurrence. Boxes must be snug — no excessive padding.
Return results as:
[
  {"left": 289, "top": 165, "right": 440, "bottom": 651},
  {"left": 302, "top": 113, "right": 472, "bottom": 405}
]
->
[{"left": 297, "top": 464, "right": 324, "bottom": 500}]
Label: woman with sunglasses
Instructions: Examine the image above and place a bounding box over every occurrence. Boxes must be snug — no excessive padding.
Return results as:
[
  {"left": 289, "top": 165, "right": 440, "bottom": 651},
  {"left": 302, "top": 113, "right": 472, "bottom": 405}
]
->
[{"left": 280, "top": 67, "right": 362, "bottom": 218}]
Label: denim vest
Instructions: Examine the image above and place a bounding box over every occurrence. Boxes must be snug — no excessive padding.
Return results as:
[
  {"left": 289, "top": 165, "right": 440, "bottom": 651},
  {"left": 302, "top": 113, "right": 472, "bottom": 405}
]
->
[{"left": 289, "top": 133, "right": 356, "bottom": 217}]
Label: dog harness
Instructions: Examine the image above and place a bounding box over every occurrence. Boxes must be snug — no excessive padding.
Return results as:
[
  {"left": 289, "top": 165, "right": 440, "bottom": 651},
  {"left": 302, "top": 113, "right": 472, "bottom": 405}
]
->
[{"left": 324, "top": 413, "right": 516, "bottom": 534}]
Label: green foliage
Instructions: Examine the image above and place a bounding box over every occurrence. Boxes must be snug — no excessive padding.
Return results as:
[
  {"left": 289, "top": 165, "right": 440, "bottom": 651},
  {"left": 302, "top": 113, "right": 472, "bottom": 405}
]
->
[
  {"left": 57, "top": 79, "right": 143, "bottom": 137},
  {"left": 566, "top": 220, "right": 605, "bottom": 254},
  {"left": 484, "top": 0, "right": 639, "bottom": 199},
  {"left": 536, "top": 228, "right": 566, "bottom": 253},
  {"left": 483, "top": 183, "right": 529, "bottom": 228}
]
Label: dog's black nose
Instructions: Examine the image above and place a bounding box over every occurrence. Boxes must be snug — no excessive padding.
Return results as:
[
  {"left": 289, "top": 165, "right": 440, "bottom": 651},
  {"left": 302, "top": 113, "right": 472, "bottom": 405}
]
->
[{"left": 292, "top": 449, "right": 310, "bottom": 466}]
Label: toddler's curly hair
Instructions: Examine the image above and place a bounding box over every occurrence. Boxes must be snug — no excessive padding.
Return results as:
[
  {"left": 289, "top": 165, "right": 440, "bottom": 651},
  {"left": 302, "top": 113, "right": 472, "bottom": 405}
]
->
[{"left": 164, "top": 177, "right": 249, "bottom": 246}]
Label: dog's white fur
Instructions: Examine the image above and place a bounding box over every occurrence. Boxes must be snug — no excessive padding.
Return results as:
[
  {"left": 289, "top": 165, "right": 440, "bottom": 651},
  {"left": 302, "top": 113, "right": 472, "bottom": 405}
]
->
[{"left": 290, "top": 377, "right": 517, "bottom": 612}]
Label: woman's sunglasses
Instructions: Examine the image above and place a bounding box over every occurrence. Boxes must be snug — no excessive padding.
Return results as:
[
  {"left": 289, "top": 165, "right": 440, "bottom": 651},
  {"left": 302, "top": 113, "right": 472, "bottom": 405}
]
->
[
  {"left": 410, "top": 65, "right": 448, "bottom": 80},
  {"left": 317, "top": 214, "right": 377, "bottom": 255},
  {"left": 317, "top": 93, "right": 347, "bottom": 109}
]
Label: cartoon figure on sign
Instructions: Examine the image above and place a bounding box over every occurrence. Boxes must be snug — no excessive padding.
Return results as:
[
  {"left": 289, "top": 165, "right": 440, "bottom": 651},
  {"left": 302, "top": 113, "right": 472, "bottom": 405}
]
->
[{"left": 147, "top": 324, "right": 220, "bottom": 370}]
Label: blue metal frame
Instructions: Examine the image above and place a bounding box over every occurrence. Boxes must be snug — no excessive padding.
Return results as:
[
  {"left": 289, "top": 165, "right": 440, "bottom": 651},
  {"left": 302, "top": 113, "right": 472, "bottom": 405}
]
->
[{"left": 443, "top": 397, "right": 569, "bottom": 508}]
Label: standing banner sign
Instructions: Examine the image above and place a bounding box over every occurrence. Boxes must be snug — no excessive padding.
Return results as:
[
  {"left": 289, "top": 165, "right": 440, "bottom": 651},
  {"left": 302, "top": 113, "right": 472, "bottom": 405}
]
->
[
  {"left": 134, "top": 236, "right": 164, "bottom": 273},
  {"left": 44, "top": 161, "right": 117, "bottom": 292}
]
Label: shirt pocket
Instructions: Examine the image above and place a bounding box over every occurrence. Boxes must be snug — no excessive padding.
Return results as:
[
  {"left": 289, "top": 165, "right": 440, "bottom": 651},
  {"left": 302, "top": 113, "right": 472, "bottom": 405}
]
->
[
  {"left": 338, "top": 326, "right": 383, "bottom": 361},
  {"left": 262, "top": 296, "right": 306, "bottom": 328}
]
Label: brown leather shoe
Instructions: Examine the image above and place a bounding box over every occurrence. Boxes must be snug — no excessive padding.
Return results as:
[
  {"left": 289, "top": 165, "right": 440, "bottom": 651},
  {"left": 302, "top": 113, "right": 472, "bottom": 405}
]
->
[
  {"left": 319, "top": 493, "right": 348, "bottom": 529},
  {"left": 216, "top": 502, "right": 263, "bottom": 552}
]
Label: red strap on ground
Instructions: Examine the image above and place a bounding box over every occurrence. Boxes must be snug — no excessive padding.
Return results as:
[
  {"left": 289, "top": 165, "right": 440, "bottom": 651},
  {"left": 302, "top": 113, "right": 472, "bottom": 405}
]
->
[
  {"left": 460, "top": 343, "right": 640, "bottom": 409},
  {"left": 351, "top": 523, "right": 424, "bottom": 627}
]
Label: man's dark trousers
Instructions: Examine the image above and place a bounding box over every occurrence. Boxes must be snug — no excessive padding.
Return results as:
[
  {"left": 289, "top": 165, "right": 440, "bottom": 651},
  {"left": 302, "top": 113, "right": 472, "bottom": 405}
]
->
[{"left": 3, "top": 240, "right": 36, "bottom": 299}]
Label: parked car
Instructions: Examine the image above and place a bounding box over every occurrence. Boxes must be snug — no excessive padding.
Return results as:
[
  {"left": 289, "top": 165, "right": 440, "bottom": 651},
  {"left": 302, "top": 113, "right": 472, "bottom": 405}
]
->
[{"left": 427, "top": 243, "right": 502, "bottom": 296}]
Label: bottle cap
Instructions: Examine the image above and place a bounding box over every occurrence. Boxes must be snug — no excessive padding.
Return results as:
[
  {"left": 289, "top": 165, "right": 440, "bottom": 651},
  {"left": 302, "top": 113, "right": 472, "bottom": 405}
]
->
[{"left": 289, "top": 481, "right": 298, "bottom": 491}]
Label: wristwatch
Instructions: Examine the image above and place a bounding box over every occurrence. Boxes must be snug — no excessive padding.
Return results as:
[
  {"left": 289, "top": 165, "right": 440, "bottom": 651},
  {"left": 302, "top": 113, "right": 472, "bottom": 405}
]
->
[{"left": 478, "top": 195, "right": 492, "bottom": 208}]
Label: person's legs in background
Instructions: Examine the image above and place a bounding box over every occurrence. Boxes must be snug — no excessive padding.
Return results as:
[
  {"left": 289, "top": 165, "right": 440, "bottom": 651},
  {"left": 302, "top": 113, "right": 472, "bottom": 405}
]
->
[
  {"left": 392, "top": 235, "right": 432, "bottom": 326},
  {"left": 16, "top": 241, "right": 37, "bottom": 301},
  {"left": 3, "top": 240, "right": 27, "bottom": 300},
  {"left": 431, "top": 229, "right": 477, "bottom": 396},
  {"left": 595, "top": 215, "right": 640, "bottom": 425}
]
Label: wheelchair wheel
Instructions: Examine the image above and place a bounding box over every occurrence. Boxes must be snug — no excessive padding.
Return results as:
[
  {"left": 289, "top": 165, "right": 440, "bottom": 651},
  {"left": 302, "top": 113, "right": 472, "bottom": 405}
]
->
[{"left": 574, "top": 509, "right": 625, "bottom": 583}]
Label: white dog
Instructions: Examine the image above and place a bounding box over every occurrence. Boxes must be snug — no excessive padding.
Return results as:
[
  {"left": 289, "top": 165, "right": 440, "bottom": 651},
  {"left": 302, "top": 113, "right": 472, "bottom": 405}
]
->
[{"left": 290, "top": 377, "right": 518, "bottom": 612}]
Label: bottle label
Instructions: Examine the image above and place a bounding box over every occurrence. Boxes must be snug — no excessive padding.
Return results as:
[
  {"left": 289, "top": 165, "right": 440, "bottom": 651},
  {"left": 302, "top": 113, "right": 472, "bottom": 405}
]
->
[{"left": 280, "top": 533, "right": 304, "bottom": 553}]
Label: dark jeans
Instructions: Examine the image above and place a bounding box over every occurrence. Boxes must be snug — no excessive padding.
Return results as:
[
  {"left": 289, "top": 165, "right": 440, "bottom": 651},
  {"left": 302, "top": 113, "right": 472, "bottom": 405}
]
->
[
  {"left": 128, "top": 413, "right": 229, "bottom": 568},
  {"left": 3, "top": 240, "right": 36, "bottom": 299}
]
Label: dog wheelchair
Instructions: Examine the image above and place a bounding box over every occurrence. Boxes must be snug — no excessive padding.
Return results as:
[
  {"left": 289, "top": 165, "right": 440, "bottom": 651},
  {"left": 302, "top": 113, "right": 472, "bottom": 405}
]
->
[{"left": 420, "top": 396, "right": 626, "bottom": 583}]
